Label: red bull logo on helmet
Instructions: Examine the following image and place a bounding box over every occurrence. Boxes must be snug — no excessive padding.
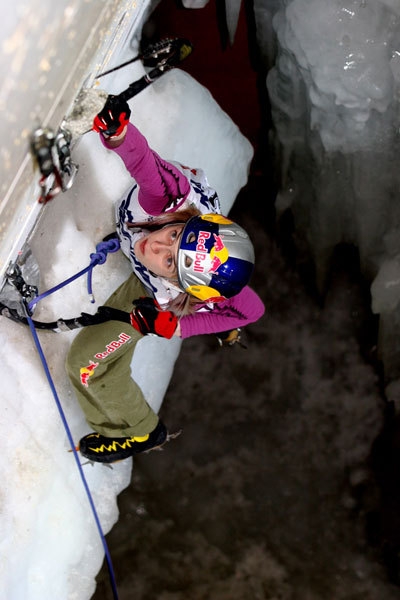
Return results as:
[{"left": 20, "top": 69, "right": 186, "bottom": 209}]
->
[{"left": 194, "top": 231, "right": 229, "bottom": 274}]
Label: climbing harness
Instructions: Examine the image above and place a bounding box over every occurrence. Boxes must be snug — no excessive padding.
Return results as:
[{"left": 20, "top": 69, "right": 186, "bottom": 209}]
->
[
  {"left": 1, "top": 237, "right": 121, "bottom": 331},
  {"left": 30, "top": 126, "right": 79, "bottom": 203},
  {"left": 29, "top": 236, "right": 121, "bottom": 312}
]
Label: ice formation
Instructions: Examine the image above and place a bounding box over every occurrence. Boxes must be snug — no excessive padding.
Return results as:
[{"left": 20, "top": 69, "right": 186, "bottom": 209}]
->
[
  {"left": 257, "top": 0, "right": 400, "bottom": 394},
  {"left": 182, "top": 0, "right": 242, "bottom": 43}
]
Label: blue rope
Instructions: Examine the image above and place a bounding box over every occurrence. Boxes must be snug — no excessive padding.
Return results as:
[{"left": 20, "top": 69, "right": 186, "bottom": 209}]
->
[
  {"left": 87, "top": 238, "right": 120, "bottom": 302},
  {"left": 24, "top": 310, "right": 120, "bottom": 600},
  {"left": 23, "top": 238, "right": 122, "bottom": 600},
  {"left": 28, "top": 238, "right": 120, "bottom": 311}
]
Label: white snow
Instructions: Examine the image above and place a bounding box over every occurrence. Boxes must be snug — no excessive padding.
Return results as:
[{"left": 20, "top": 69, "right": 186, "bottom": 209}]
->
[{"left": 0, "top": 2, "right": 253, "bottom": 599}]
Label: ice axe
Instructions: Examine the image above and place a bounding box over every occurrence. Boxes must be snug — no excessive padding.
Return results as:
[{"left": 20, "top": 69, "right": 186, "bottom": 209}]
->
[
  {"left": 62, "top": 37, "right": 193, "bottom": 139},
  {"left": 2, "top": 38, "right": 193, "bottom": 318},
  {"left": 95, "top": 36, "right": 193, "bottom": 78},
  {"left": 29, "top": 37, "right": 193, "bottom": 203}
]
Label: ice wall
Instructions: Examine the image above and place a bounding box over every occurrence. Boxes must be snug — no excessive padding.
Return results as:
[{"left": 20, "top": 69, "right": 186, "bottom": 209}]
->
[
  {"left": 257, "top": 0, "right": 400, "bottom": 397},
  {"left": 0, "top": 2, "right": 253, "bottom": 599},
  {"left": 0, "top": 0, "right": 152, "bottom": 278}
]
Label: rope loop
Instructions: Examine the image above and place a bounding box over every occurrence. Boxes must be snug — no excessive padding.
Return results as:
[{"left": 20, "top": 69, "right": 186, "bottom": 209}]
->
[
  {"left": 90, "top": 238, "right": 121, "bottom": 266},
  {"left": 27, "top": 236, "right": 121, "bottom": 311},
  {"left": 87, "top": 238, "right": 121, "bottom": 301}
]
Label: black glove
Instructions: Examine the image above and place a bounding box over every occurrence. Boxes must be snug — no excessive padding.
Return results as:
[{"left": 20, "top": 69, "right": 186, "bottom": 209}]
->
[{"left": 93, "top": 95, "right": 131, "bottom": 137}]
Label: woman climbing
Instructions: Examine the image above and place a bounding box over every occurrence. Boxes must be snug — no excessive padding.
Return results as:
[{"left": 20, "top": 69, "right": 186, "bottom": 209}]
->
[{"left": 66, "top": 95, "right": 265, "bottom": 463}]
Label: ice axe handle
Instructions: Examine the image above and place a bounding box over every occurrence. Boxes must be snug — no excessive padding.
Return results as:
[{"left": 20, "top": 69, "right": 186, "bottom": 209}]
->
[
  {"left": 117, "top": 38, "right": 193, "bottom": 102},
  {"left": 118, "top": 66, "right": 170, "bottom": 102}
]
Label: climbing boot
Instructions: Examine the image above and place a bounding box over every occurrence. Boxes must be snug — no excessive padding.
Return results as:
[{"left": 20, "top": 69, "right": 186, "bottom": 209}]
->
[{"left": 78, "top": 420, "right": 169, "bottom": 463}]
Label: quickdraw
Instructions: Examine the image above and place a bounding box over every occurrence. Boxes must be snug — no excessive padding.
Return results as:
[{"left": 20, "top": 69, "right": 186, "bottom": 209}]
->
[
  {"left": 29, "top": 37, "right": 193, "bottom": 204},
  {"left": 30, "top": 126, "right": 79, "bottom": 203}
]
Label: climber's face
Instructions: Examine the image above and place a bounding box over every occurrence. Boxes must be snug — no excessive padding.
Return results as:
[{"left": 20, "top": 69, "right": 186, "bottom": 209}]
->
[{"left": 134, "top": 224, "right": 184, "bottom": 279}]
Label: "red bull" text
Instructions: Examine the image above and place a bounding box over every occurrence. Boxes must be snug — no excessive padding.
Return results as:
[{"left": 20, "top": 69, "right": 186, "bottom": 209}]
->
[
  {"left": 78, "top": 332, "right": 132, "bottom": 387},
  {"left": 194, "top": 230, "right": 211, "bottom": 272},
  {"left": 94, "top": 332, "right": 132, "bottom": 359}
]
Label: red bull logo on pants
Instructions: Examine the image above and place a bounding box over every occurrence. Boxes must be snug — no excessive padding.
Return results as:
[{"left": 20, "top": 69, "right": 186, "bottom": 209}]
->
[
  {"left": 80, "top": 360, "right": 99, "bottom": 387},
  {"left": 79, "top": 332, "right": 132, "bottom": 387}
]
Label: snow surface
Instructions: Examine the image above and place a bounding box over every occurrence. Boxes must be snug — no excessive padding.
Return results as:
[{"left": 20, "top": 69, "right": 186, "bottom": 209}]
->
[{"left": 0, "top": 2, "right": 252, "bottom": 599}]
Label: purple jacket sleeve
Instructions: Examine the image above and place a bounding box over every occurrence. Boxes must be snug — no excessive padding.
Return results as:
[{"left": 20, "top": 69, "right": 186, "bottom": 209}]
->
[
  {"left": 179, "top": 286, "right": 265, "bottom": 339},
  {"left": 102, "top": 123, "right": 190, "bottom": 216}
]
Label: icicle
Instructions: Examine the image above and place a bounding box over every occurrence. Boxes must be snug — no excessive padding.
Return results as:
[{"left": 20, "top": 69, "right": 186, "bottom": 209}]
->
[
  {"left": 181, "top": 0, "right": 209, "bottom": 7},
  {"left": 225, "top": 0, "right": 241, "bottom": 45},
  {"left": 182, "top": 0, "right": 241, "bottom": 46}
]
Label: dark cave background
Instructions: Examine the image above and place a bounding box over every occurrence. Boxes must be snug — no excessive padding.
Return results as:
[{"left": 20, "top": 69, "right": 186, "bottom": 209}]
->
[{"left": 92, "top": 2, "right": 400, "bottom": 598}]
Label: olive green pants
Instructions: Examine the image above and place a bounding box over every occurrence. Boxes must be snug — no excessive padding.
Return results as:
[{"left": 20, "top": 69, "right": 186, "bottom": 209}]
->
[{"left": 66, "top": 274, "right": 159, "bottom": 438}]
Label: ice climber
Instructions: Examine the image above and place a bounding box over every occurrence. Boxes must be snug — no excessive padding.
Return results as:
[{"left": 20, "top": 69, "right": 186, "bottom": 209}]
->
[{"left": 66, "top": 95, "right": 265, "bottom": 463}]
